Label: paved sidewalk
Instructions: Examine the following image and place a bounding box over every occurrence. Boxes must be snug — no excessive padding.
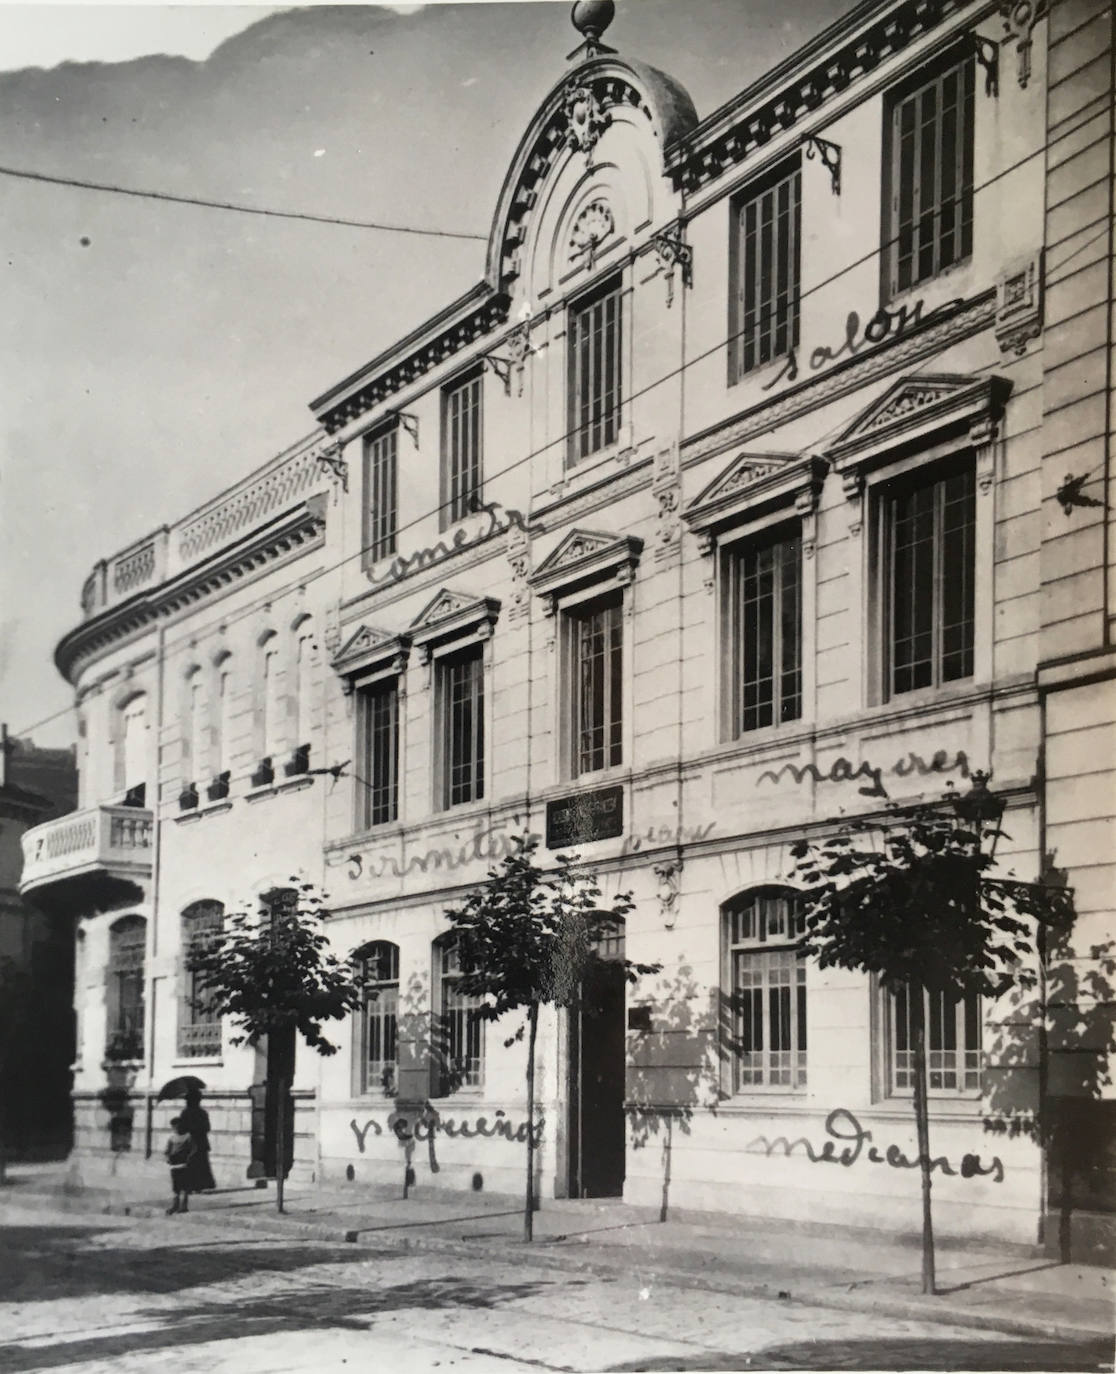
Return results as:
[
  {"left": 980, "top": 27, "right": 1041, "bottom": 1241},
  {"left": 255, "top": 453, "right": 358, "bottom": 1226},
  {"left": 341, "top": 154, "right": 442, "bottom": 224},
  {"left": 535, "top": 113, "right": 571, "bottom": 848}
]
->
[{"left": 3, "top": 1163, "right": 1112, "bottom": 1348}]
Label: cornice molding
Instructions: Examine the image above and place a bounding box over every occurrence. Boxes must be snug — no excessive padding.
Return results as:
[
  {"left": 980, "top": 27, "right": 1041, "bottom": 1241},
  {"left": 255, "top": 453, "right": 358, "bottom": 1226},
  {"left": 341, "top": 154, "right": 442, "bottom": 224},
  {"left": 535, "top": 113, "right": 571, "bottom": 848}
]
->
[
  {"left": 55, "top": 497, "right": 327, "bottom": 684},
  {"left": 529, "top": 528, "right": 644, "bottom": 609},
  {"left": 330, "top": 624, "right": 411, "bottom": 684},
  {"left": 684, "top": 453, "right": 827, "bottom": 538},
  {"left": 408, "top": 588, "right": 501, "bottom": 658}
]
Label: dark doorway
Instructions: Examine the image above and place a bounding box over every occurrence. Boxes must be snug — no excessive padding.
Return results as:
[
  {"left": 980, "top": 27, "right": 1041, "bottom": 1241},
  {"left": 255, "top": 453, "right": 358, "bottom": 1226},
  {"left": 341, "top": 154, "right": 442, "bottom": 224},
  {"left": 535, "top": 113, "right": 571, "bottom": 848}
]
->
[{"left": 569, "top": 952, "right": 626, "bottom": 1198}]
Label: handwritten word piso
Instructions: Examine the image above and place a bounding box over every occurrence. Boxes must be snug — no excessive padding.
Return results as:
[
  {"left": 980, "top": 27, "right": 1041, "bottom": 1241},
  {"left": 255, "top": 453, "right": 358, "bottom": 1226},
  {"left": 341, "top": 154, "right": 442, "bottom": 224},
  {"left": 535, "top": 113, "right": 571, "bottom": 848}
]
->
[
  {"left": 621, "top": 821, "right": 716, "bottom": 856},
  {"left": 350, "top": 1111, "right": 544, "bottom": 1152},
  {"left": 757, "top": 749, "right": 970, "bottom": 800},
  {"left": 747, "top": 1107, "right": 1004, "bottom": 1183},
  {"left": 761, "top": 296, "right": 966, "bottom": 394},
  {"left": 337, "top": 823, "right": 533, "bottom": 882},
  {"left": 366, "top": 499, "right": 527, "bottom": 593}
]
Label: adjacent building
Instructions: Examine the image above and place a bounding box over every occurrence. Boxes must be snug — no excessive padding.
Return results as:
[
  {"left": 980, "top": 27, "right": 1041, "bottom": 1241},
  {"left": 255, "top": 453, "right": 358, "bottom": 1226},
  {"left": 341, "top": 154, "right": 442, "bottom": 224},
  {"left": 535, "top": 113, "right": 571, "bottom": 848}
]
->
[{"left": 21, "top": 0, "right": 1114, "bottom": 1254}]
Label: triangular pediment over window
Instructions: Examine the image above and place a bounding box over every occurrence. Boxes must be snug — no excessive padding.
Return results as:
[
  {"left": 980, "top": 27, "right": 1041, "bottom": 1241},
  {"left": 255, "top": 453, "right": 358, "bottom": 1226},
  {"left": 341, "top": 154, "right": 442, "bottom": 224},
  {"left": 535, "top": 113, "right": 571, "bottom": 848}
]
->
[
  {"left": 826, "top": 373, "right": 1012, "bottom": 478},
  {"left": 409, "top": 587, "right": 500, "bottom": 651},
  {"left": 331, "top": 623, "right": 410, "bottom": 681},
  {"left": 528, "top": 528, "right": 643, "bottom": 603},
  {"left": 683, "top": 452, "right": 826, "bottom": 540}
]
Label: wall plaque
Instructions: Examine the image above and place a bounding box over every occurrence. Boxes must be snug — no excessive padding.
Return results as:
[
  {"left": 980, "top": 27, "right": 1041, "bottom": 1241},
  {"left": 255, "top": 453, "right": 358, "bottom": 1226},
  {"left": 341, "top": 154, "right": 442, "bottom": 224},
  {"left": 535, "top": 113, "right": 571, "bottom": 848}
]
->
[{"left": 545, "top": 785, "right": 623, "bottom": 848}]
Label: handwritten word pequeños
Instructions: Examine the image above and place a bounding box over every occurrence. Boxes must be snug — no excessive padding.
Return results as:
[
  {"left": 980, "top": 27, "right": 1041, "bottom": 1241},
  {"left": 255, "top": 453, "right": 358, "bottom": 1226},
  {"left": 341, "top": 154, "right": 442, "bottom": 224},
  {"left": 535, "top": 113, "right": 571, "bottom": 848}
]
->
[
  {"left": 760, "top": 297, "right": 966, "bottom": 394},
  {"left": 757, "top": 749, "right": 970, "bottom": 800},
  {"left": 349, "top": 1110, "right": 544, "bottom": 1152},
  {"left": 747, "top": 1107, "right": 1004, "bottom": 1183}
]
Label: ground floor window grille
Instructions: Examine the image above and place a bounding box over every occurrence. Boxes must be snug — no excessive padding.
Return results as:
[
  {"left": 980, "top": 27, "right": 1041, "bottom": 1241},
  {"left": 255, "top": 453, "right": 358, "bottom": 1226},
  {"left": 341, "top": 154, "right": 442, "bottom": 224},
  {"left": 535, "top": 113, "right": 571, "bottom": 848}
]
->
[
  {"left": 357, "top": 941, "right": 399, "bottom": 1095},
  {"left": 178, "top": 900, "right": 223, "bottom": 1058},
  {"left": 106, "top": 915, "right": 146, "bottom": 1059},
  {"left": 891, "top": 984, "right": 981, "bottom": 1093},
  {"left": 433, "top": 937, "right": 484, "bottom": 1094},
  {"left": 724, "top": 889, "right": 806, "bottom": 1091}
]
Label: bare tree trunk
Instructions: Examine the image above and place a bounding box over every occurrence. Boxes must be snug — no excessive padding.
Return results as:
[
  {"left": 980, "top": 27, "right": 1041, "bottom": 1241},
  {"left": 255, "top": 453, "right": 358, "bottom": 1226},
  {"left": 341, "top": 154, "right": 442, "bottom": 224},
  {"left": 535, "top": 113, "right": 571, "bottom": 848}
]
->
[
  {"left": 275, "top": 1079, "right": 286, "bottom": 1216},
  {"left": 659, "top": 1111, "right": 672, "bottom": 1224},
  {"left": 525, "top": 1001, "right": 539, "bottom": 1243},
  {"left": 910, "top": 983, "right": 936, "bottom": 1295}
]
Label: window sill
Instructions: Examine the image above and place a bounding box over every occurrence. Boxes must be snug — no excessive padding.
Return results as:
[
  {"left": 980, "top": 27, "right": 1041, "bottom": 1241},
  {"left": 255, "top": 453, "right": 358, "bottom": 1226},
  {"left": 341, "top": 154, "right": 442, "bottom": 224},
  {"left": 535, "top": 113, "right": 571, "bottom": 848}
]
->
[
  {"left": 867, "top": 677, "right": 982, "bottom": 722},
  {"left": 884, "top": 255, "right": 975, "bottom": 313},
  {"left": 727, "top": 348, "right": 796, "bottom": 392},
  {"left": 175, "top": 799, "right": 232, "bottom": 825},
  {"left": 171, "top": 1057, "right": 224, "bottom": 1069}
]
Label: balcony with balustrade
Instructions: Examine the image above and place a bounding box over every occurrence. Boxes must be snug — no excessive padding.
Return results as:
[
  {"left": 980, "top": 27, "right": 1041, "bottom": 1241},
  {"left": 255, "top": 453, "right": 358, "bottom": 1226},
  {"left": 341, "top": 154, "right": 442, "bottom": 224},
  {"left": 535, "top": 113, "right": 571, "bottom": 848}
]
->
[{"left": 20, "top": 803, "right": 153, "bottom": 909}]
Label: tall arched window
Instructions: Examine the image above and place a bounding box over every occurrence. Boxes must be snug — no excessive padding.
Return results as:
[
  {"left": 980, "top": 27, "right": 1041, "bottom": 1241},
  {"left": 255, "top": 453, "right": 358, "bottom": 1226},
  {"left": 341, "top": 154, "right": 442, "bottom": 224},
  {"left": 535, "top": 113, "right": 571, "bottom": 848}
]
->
[
  {"left": 106, "top": 915, "right": 147, "bottom": 1060},
  {"left": 722, "top": 887, "right": 806, "bottom": 1092},
  {"left": 293, "top": 620, "right": 317, "bottom": 755},
  {"left": 355, "top": 941, "right": 399, "bottom": 1095},
  {"left": 260, "top": 633, "right": 282, "bottom": 759},
  {"left": 185, "top": 668, "right": 208, "bottom": 782},
  {"left": 215, "top": 655, "right": 234, "bottom": 777},
  {"left": 432, "top": 934, "right": 484, "bottom": 1095},
  {"left": 118, "top": 693, "right": 147, "bottom": 803},
  {"left": 178, "top": 901, "right": 224, "bottom": 1058}
]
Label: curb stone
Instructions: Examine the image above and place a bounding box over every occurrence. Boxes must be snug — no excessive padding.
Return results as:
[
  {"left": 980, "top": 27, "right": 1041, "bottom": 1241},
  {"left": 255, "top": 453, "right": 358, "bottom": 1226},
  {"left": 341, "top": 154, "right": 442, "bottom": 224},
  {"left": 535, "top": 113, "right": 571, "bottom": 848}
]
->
[{"left": 2, "top": 1187, "right": 1109, "bottom": 1348}]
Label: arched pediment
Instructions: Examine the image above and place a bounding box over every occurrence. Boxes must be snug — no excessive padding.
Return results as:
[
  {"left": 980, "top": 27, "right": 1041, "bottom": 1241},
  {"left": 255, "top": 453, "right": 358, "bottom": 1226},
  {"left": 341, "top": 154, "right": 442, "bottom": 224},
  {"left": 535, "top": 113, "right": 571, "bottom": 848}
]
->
[{"left": 486, "top": 56, "right": 697, "bottom": 301}]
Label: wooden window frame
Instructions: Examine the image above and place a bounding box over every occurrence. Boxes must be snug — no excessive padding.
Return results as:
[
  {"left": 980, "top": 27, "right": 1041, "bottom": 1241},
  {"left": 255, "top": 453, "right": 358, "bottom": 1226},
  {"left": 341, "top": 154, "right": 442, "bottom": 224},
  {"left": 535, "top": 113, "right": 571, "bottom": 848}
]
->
[
  {"left": 355, "top": 941, "right": 400, "bottom": 1096},
  {"left": 364, "top": 422, "right": 399, "bottom": 565},
  {"left": 442, "top": 369, "right": 484, "bottom": 528},
  {"left": 431, "top": 934, "right": 484, "bottom": 1096},
  {"left": 728, "top": 158, "right": 802, "bottom": 383},
  {"left": 567, "top": 275, "right": 623, "bottom": 468}
]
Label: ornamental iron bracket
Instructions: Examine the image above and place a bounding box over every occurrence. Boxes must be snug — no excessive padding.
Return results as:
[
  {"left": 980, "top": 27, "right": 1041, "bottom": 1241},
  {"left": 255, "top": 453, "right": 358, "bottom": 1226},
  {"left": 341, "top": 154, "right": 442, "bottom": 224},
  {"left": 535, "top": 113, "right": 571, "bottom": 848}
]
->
[
  {"left": 651, "top": 232, "right": 693, "bottom": 309},
  {"left": 385, "top": 410, "right": 420, "bottom": 448},
  {"left": 315, "top": 441, "right": 349, "bottom": 493},
  {"left": 1000, "top": 0, "right": 1047, "bottom": 90},
  {"left": 970, "top": 31, "right": 1000, "bottom": 97},
  {"left": 803, "top": 134, "right": 841, "bottom": 195},
  {"left": 483, "top": 321, "right": 533, "bottom": 397}
]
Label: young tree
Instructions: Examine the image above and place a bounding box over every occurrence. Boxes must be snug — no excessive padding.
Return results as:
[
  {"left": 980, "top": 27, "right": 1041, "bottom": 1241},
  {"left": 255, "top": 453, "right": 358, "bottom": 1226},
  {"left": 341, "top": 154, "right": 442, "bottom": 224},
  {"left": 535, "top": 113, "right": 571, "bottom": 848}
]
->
[
  {"left": 444, "top": 834, "right": 657, "bottom": 1241},
  {"left": 188, "top": 880, "right": 362, "bottom": 1210},
  {"left": 787, "top": 776, "right": 1072, "bottom": 1293}
]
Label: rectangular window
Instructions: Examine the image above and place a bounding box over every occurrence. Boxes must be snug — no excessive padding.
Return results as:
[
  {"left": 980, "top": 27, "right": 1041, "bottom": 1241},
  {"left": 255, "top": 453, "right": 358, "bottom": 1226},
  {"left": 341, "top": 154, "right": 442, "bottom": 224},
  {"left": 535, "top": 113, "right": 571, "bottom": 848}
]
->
[
  {"left": 107, "top": 918, "right": 146, "bottom": 1059},
  {"left": 359, "top": 943, "right": 399, "bottom": 1095},
  {"left": 357, "top": 679, "right": 399, "bottom": 828},
  {"left": 726, "top": 891, "right": 806, "bottom": 1092},
  {"left": 887, "top": 54, "right": 975, "bottom": 296},
  {"left": 440, "top": 645, "right": 485, "bottom": 808},
  {"left": 568, "top": 278, "right": 622, "bottom": 465},
  {"left": 885, "top": 462, "right": 975, "bottom": 697},
  {"left": 178, "top": 901, "right": 222, "bottom": 1059},
  {"left": 365, "top": 426, "right": 398, "bottom": 563},
  {"left": 731, "top": 162, "right": 801, "bottom": 380},
  {"left": 443, "top": 373, "right": 484, "bottom": 525},
  {"left": 732, "top": 528, "right": 802, "bottom": 733},
  {"left": 435, "top": 939, "right": 484, "bottom": 1094},
  {"left": 572, "top": 596, "right": 623, "bottom": 775},
  {"left": 891, "top": 985, "right": 981, "bottom": 1093}
]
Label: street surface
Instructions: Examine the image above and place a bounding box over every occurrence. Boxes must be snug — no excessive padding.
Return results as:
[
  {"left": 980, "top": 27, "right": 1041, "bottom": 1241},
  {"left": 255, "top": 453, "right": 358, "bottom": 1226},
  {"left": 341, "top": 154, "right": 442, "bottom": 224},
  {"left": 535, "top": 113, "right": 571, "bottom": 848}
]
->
[{"left": 0, "top": 1204, "right": 1110, "bottom": 1373}]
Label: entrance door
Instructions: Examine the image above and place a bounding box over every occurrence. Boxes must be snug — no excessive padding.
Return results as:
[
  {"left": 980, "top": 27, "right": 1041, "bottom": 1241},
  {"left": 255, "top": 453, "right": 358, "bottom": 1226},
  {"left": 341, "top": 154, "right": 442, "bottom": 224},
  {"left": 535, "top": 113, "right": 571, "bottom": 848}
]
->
[{"left": 569, "top": 957, "right": 626, "bottom": 1198}]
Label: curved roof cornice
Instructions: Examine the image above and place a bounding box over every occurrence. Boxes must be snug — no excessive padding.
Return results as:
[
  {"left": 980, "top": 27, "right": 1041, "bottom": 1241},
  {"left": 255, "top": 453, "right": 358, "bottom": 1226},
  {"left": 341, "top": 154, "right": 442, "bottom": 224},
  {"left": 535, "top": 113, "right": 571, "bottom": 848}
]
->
[{"left": 485, "top": 55, "right": 697, "bottom": 295}]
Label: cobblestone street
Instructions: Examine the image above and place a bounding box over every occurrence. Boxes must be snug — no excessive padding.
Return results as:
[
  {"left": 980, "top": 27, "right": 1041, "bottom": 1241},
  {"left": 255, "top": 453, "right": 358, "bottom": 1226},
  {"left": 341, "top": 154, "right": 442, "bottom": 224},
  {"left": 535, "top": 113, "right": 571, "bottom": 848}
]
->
[{"left": 0, "top": 1205, "right": 1111, "bottom": 1373}]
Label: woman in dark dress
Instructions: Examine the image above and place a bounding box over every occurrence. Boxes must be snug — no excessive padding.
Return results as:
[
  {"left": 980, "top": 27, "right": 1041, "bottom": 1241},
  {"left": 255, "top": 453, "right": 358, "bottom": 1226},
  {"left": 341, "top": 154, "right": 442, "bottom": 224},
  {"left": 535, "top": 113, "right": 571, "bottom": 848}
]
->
[{"left": 179, "top": 1087, "right": 217, "bottom": 1193}]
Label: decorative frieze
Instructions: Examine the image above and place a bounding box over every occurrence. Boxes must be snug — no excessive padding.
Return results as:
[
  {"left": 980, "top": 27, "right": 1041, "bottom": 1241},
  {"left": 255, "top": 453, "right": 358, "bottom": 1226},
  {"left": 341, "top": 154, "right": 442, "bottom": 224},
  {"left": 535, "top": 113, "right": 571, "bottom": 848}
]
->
[{"left": 995, "top": 253, "right": 1043, "bottom": 356}]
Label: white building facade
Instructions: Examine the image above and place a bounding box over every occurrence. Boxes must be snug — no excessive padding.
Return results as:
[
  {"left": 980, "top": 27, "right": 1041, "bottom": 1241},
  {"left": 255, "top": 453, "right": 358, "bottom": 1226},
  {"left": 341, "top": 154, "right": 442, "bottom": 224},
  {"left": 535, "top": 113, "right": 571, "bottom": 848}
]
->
[{"left": 22, "top": 0, "right": 1114, "bottom": 1254}]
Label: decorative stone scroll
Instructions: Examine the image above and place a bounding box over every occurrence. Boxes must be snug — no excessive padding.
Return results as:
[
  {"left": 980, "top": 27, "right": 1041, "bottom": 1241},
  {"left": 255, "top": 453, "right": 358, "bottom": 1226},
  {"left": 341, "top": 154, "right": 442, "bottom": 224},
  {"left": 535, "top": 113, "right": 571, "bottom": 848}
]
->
[
  {"left": 1000, "top": 0, "right": 1047, "bottom": 90},
  {"left": 562, "top": 82, "right": 611, "bottom": 162},
  {"left": 995, "top": 253, "right": 1043, "bottom": 356}
]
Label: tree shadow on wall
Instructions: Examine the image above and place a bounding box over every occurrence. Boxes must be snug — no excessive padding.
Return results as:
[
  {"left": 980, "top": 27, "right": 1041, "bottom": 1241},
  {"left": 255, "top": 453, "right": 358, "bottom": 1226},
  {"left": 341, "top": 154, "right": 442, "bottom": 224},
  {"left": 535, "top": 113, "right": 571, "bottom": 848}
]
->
[
  {"left": 625, "top": 957, "right": 737, "bottom": 1221},
  {"left": 982, "top": 885, "right": 1116, "bottom": 1264}
]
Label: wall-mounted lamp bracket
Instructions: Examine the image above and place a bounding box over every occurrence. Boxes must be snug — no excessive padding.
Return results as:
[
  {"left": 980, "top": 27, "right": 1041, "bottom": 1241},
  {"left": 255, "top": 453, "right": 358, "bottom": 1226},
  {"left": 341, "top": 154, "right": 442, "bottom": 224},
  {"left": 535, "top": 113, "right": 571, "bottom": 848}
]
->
[
  {"left": 970, "top": 32, "right": 1000, "bottom": 97},
  {"left": 803, "top": 134, "right": 841, "bottom": 195},
  {"left": 315, "top": 442, "right": 349, "bottom": 492}
]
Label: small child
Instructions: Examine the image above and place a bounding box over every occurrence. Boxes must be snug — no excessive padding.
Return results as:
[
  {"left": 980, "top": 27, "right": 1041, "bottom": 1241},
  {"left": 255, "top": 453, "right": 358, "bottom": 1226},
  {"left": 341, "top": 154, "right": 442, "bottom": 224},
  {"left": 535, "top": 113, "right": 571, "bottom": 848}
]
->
[{"left": 165, "top": 1115, "right": 196, "bottom": 1215}]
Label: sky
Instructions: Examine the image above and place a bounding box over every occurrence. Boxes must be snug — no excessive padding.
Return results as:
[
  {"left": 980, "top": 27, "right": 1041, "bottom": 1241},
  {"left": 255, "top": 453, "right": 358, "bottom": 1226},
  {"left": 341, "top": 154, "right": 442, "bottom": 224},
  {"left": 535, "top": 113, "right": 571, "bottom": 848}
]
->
[{"left": 0, "top": 0, "right": 860, "bottom": 748}]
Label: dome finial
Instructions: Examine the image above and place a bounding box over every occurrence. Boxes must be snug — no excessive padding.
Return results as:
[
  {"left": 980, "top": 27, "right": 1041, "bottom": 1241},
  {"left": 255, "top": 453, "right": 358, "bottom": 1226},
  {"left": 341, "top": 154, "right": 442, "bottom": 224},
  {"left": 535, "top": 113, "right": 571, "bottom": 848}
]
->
[{"left": 568, "top": 0, "right": 617, "bottom": 62}]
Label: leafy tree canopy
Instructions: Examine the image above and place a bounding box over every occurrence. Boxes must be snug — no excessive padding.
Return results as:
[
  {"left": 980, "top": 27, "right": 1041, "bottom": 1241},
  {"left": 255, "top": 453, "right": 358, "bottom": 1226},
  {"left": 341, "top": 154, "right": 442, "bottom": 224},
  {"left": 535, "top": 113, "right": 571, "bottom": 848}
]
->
[{"left": 188, "top": 880, "right": 361, "bottom": 1055}]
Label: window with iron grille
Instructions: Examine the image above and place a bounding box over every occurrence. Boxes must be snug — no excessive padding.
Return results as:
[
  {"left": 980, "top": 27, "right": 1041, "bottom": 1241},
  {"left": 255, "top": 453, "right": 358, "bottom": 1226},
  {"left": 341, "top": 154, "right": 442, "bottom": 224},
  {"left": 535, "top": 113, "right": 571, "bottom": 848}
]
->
[
  {"left": 356, "top": 678, "right": 399, "bottom": 828},
  {"left": 886, "top": 52, "right": 975, "bottom": 297},
  {"left": 443, "top": 372, "right": 483, "bottom": 525},
  {"left": 433, "top": 936, "right": 484, "bottom": 1094},
  {"left": 724, "top": 889, "right": 806, "bottom": 1092},
  {"left": 357, "top": 941, "right": 399, "bottom": 1095},
  {"left": 568, "top": 277, "right": 622, "bottom": 465},
  {"left": 439, "top": 645, "right": 484, "bottom": 809},
  {"left": 365, "top": 425, "right": 398, "bottom": 562},
  {"left": 571, "top": 594, "right": 623, "bottom": 775},
  {"left": 884, "top": 460, "right": 975, "bottom": 697},
  {"left": 178, "top": 901, "right": 223, "bottom": 1058},
  {"left": 106, "top": 915, "right": 146, "bottom": 1059},
  {"left": 730, "top": 527, "right": 802, "bottom": 734},
  {"left": 890, "top": 984, "right": 981, "bottom": 1094},
  {"left": 730, "top": 161, "right": 801, "bottom": 381}
]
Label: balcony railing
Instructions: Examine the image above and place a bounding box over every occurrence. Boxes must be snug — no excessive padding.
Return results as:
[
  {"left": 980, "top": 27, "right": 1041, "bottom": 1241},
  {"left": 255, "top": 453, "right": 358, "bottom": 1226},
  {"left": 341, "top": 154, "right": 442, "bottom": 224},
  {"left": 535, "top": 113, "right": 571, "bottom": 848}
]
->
[{"left": 20, "top": 804, "right": 153, "bottom": 897}]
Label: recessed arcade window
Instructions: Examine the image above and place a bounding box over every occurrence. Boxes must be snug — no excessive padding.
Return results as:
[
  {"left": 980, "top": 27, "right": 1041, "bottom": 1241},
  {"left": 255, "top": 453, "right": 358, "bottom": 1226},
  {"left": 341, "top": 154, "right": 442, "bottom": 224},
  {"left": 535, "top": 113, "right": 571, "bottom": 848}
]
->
[{"left": 567, "top": 275, "right": 622, "bottom": 467}]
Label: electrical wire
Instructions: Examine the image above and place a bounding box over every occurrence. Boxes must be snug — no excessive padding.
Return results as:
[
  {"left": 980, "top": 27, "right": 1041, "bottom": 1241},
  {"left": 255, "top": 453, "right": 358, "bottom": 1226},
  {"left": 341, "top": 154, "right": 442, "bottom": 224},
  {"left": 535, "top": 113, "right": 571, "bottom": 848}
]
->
[
  {"left": 0, "top": 161, "right": 487, "bottom": 242},
  {"left": 8, "top": 132, "right": 1072, "bottom": 742}
]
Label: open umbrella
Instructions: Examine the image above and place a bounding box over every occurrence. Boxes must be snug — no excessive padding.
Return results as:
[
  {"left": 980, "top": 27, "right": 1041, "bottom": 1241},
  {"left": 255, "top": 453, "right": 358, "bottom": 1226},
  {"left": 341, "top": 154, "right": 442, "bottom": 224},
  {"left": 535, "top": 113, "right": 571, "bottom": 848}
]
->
[{"left": 156, "top": 1075, "right": 206, "bottom": 1102}]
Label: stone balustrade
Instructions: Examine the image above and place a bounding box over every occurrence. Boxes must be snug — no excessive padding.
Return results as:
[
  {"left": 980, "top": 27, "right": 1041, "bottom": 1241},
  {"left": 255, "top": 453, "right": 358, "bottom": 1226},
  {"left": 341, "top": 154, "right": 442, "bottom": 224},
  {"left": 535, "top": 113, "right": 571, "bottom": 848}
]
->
[{"left": 20, "top": 804, "right": 153, "bottom": 897}]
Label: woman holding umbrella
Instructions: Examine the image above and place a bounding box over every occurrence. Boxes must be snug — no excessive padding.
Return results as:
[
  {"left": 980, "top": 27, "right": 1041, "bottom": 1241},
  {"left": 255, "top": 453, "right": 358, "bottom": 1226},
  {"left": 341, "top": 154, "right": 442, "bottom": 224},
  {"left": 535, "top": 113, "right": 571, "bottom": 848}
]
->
[{"left": 158, "top": 1077, "right": 217, "bottom": 1194}]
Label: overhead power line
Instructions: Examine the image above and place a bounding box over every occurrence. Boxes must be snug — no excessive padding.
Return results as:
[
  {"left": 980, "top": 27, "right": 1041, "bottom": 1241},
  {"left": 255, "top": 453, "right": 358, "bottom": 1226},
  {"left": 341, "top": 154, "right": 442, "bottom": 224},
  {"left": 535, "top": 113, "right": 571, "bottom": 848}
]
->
[{"left": 0, "top": 162, "right": 487, "bottom": 242}]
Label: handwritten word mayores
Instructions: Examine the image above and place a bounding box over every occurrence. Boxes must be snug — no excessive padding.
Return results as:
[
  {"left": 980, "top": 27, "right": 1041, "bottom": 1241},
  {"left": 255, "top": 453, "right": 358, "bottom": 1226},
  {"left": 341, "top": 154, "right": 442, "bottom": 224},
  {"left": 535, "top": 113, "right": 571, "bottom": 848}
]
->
[
  {"left": 350, "top": 1111, "right": 544, "bottom": 1152},
  {"left": 337, "top": 822, "right": 527, "bottom": 882},
  {"left": 757, "top": 748, "right": 970, "bottom": 800},
  {"left": 761, "top": 296, "right": 966, "bottom": 394},
  {"left": 748, "top": 1108, "right": 1004, "bottom": 1183},
  {"left": 366, "top": 499, "right": 526, "bottom": 592}
]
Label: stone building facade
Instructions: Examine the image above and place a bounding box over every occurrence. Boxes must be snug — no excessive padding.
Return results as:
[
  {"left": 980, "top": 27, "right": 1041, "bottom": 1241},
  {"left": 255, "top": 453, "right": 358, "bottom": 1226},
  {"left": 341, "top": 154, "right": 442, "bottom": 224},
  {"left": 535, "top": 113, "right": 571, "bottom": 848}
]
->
[{"left": 21, "top": 0, "right": 1114, "bottom": 1252}]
